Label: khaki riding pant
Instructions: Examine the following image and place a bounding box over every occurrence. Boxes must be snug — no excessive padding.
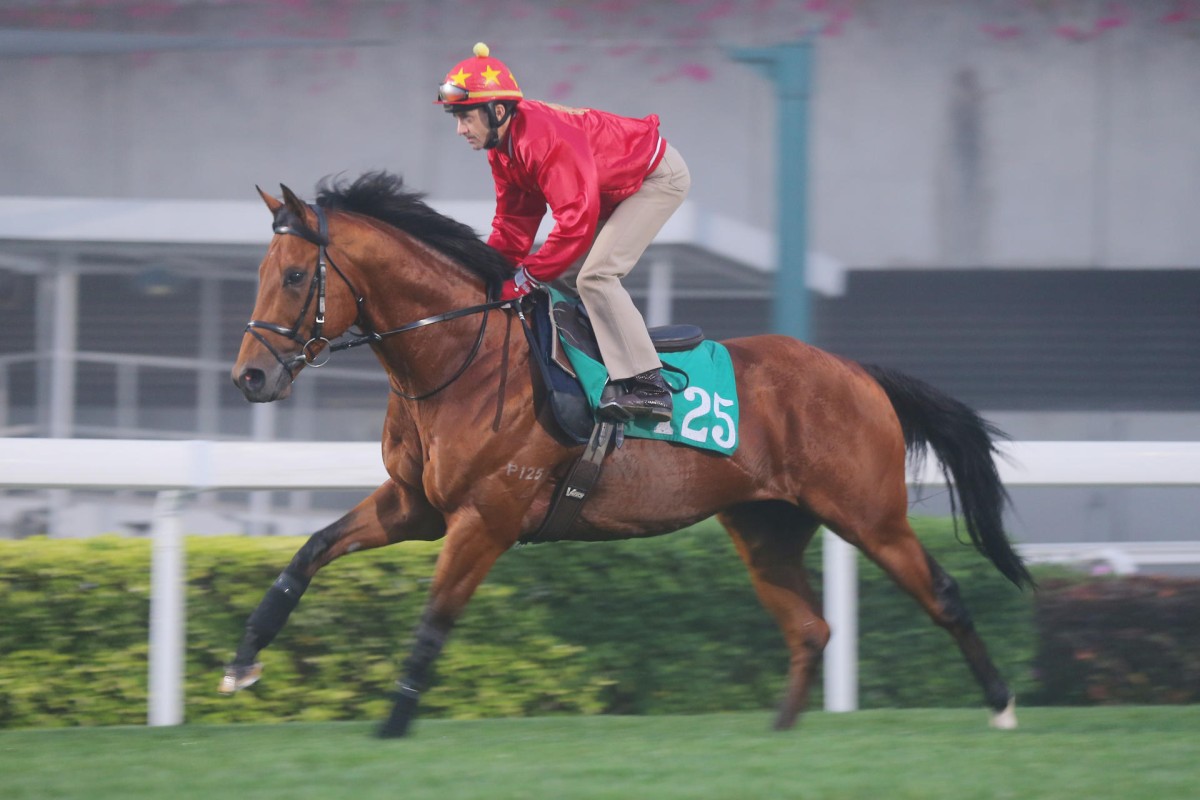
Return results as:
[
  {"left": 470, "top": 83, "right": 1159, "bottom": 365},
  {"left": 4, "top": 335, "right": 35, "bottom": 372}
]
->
[{"left": 574, "top": 143, "right": 691, "bottom": 381}]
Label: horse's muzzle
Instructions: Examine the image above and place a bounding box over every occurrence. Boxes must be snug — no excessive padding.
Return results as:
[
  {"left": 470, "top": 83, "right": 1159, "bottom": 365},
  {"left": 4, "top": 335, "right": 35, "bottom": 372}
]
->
[{"left": 232, "top": 362, "right": 293, "bottom": 403}]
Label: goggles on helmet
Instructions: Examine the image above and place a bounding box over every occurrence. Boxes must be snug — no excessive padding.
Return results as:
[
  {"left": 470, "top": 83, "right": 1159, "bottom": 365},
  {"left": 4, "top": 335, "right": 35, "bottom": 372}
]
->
[{"left": 438, "top": 82, "right": 471, "bottom": 104}]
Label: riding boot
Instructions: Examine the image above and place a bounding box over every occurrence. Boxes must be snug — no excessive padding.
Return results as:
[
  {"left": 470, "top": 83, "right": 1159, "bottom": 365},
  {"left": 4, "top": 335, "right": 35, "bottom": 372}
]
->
[
  {"left": 598, "top": 382, "right": 629, "bottom": 421},
  {"left": 597, "top": 368, "right": 673, "bottom": 423}
]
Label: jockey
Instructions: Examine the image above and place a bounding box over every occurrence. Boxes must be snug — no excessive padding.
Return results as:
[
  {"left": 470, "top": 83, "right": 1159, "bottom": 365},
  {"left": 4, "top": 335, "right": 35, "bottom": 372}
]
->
[{"left": 436, "top": 42, "right": 691, "bottom": 424}]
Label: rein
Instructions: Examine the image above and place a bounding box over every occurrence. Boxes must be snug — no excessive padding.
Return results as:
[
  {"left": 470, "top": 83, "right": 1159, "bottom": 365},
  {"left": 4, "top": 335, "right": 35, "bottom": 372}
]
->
[{"left": 245, "top": 204, "right": 512, "bottom": 401}]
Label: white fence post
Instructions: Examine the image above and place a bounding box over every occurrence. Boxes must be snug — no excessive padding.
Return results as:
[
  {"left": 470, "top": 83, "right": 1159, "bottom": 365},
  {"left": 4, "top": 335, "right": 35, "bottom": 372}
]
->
[
  {"left": 148, "top": 489, "right": 186, "bottom": 726},
  {"left": 822, "top": 529, "right": 858, "bottom": 712}
]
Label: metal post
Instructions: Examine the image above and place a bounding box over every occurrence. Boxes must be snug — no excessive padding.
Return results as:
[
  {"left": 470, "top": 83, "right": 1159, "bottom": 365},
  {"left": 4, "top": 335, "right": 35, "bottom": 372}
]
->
[
  {"left": 116, "top": 361, "right": 138, "bottom": 433},
  {"left": 0, "top": 364, "right": 9, "bottom": 432},
  {"left": 645, "top": 256, "right": 673, "bottom": 328},
  {"left": 36, "top": 262, "right": 79, "bottom": 536},
  {"left": 249, "top": 402, "right": 276, "bottom": 534},
  {"left": 197, "top": 277, "right": 220, "bottom": 438},
  {"left": 46, "top": 265, "right": 79, "bottom": 437},
  {"left": 148, "top": 489, "right": 186, "bottom": 726},
  {"left": 822, "top": 530, "right": 858, "bottom": 711},
  {"left": 115, "top": 362, "right": 139, "bottom": 509},
  {"left": 729, "top": 40, "right": 814, "bottom": 342},
  {"left": 287, "top": 377, "right": 317, "bottom": 515}
]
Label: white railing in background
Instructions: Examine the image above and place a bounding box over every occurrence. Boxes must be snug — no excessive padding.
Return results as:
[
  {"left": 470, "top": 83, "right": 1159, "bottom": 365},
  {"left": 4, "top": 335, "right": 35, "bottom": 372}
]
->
[
  {"left": 1017, "top": 541, "right": 1200, "bottom": 575},
  {"left": 2, "top": 438, "right": 1199, "bottom": 725}
]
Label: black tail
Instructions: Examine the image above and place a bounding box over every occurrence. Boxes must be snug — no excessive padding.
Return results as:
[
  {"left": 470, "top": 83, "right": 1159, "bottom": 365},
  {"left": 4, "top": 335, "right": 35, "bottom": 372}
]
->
[{"left": 862, "top": 364, "right": 1033, "bottom": 589}]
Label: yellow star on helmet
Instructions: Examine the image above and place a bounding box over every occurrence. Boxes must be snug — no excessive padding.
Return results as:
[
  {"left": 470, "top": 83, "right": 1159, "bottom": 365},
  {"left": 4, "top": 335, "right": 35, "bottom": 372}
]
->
[
  {"left": 481, "top": 64, "right": 502, "bottom": 85},
  {"left": 450, "top": 68, "right": 470, "bottom": 86}
]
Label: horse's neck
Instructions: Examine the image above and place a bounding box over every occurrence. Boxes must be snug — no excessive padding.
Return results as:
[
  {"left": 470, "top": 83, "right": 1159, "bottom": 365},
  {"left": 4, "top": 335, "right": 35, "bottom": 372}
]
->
[{"left": 353, "top": 228, "right": 502, "bottom": 398}]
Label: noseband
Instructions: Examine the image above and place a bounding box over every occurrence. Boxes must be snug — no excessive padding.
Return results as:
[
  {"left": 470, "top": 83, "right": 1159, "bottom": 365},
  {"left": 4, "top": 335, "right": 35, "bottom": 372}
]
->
[{"left": 244, "top": 204, "right": 511, "bottom": 400}]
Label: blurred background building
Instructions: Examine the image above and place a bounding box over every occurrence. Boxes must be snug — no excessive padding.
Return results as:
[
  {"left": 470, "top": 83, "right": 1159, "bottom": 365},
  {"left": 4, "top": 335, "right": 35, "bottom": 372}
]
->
[{"left": 0, "top": 1, "right": 1197, "bottom": 557}]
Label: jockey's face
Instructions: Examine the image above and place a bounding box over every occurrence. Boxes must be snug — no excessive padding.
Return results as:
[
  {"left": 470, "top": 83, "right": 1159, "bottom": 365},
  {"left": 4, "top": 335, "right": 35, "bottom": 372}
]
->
[{"left": 452, "top": 107, "right": 492, "bottom": 151}]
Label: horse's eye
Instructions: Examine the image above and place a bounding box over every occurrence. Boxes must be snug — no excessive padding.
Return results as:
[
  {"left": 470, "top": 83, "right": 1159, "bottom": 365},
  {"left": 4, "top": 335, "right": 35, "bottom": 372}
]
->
[{"left": 282, "top": 268, "right": 307, "bottom": 288}]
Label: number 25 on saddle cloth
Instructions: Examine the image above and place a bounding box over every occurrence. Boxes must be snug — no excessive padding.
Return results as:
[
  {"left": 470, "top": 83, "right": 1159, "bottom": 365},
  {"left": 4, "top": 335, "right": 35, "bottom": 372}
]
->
[{"left": 548, "top": 288, "right": 740, "bottom": 456}]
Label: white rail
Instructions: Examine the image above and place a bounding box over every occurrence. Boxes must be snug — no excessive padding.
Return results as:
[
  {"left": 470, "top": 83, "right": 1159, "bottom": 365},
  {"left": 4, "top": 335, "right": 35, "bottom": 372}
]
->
[
  {"left": 2, "top": 438, "right": 1198, "bottom": 723},
  {"left": 1017, "top": 541, "right": 1200, "bottom": 575}
]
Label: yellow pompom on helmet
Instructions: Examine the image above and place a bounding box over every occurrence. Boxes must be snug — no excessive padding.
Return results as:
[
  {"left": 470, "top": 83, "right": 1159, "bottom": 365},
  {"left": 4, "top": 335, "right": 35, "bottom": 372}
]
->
[{"left": 436, "top": 42, "right": 524, "bottom": 108}]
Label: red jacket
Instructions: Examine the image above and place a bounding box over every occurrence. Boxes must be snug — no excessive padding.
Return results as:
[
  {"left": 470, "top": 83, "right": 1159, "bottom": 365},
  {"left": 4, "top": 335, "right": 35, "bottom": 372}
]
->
[{"left": 486, "top": 99, "right": 666, "bottom": 281}]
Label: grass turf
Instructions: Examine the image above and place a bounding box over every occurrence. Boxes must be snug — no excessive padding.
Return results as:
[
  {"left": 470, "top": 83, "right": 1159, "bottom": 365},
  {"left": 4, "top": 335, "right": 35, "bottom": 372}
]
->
[{"left": 2, "top": 707, "right": 1197, "bottom": 800}]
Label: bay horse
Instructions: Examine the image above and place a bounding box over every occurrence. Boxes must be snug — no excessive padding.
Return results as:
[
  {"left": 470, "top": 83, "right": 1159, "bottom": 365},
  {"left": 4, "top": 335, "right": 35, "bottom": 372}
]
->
[{"left": 224, "top": 171, "right": 1031, "bottom": 737}]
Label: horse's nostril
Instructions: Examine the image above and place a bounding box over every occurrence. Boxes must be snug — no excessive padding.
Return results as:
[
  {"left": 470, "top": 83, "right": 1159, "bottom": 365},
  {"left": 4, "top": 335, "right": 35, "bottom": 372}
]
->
[{"left": 240, "top": 368, "right": 265, "bottom": 392}]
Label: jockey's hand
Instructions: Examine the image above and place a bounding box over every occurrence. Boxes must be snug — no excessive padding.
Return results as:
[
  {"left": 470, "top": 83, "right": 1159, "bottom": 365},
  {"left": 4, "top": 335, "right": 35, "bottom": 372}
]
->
[{"left": 500, "top": 266, "right": 538, "bottom": 302}]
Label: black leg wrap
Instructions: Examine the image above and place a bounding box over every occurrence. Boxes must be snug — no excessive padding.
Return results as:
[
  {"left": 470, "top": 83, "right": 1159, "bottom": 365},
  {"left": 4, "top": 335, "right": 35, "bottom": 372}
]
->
[
  {"left": 926, "top": 552, "right": 1010, "bottom": 711},
  {"left": 233, "top": 570, "right": 311, "bottom": 665},
  {"left": 988, "top": 687, "right": 1014, "bottom": 712},
  {"left": 378, "top": 684, "right": 421, "bottom": 739},
  {"left": 401, "top": 615, "right": 450, "bottom": 689},
  {"left": 927, "top": 553, "right": 975, "bottom": 631},
  {"left": 378, "top": 614, "right": 452, "bottom": 738}
]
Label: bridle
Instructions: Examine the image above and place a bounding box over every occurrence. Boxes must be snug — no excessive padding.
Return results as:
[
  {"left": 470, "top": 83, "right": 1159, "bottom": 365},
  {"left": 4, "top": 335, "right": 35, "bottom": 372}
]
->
[{"left": 244, "top": 204, "right": 512, "bottom": 400}]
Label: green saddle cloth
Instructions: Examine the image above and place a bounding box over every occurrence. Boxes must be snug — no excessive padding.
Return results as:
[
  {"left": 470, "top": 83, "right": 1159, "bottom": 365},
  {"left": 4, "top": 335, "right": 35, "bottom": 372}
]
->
[{"left": 557, "top": 320, "right": 740, "bottom": 457}]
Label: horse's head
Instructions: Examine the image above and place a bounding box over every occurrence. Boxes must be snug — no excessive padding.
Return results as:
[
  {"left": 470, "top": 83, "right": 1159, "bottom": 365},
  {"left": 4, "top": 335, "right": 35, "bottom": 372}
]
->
[{"left": 232, "top": 185, "right": 361, "bottom": 402}]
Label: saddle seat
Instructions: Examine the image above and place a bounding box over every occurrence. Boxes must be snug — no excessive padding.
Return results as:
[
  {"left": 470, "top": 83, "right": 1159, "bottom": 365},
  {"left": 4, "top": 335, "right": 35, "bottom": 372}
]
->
[
  {"left": 553, "top": 295, "right": 703, "bottom": 363},
  {"left": 647, "top": 324, "right": 705, "bottom": 353}
]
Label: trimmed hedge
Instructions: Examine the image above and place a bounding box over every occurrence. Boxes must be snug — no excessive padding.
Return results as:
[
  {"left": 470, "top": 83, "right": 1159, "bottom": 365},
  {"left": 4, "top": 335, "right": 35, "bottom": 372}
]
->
[
  {"left": 0, "top": 536, "right": 607, "bottom": 728},
  {"left": 1030, "top": 575, "right": 1200, "bottom": 705},
  {"left": 2, "top": 517, "right": 1040, "bottom": 728}
]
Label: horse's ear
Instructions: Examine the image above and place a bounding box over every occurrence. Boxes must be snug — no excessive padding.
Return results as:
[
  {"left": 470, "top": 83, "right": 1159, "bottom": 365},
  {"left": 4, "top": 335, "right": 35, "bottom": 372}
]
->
[
  {"left": 280, "top": 184, "right": 309, "bottom": 221},
  {"left": 257, "top": 185, "right": 284, "bottom": 214}
]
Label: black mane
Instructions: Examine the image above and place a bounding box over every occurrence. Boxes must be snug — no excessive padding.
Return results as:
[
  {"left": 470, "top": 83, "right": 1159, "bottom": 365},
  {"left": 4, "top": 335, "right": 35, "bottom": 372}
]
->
[{"left": 314, "top": 171, "right": 513, "bottom": 289}]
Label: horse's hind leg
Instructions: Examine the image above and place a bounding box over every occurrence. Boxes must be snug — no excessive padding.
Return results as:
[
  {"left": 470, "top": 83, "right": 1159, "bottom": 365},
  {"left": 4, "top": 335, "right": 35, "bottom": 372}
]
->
[
  {"left": 219, "top": 480, "right": 444, "bottom": 694},
  {"left": 718, "top": 501, "right": 828, "bottom": 731},
  {"left": 845, "top": 515, "right": 1017, "bottom": 728}
]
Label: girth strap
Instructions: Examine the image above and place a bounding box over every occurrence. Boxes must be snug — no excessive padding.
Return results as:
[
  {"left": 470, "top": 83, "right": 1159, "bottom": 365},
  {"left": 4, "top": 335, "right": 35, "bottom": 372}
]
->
[{"left": 527, "top": 420, "right": 619, "bottom": 542}]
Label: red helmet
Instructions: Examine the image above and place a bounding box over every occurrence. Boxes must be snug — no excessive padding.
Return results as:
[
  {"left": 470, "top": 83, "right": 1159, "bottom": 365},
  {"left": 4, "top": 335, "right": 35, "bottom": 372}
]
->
[{"left": 436, "top": 42, "right": 524, "bottom": 108}]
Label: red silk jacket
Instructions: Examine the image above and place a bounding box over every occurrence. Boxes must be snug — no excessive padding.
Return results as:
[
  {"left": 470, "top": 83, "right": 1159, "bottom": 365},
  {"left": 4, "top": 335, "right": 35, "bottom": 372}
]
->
[{"left": 486, "top": 99, "right": 666, "bottom": 281}]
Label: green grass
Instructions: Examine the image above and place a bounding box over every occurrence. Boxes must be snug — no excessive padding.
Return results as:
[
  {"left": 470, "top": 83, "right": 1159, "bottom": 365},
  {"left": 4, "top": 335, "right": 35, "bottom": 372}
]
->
[{"left": 2, "top": 707, "right": 1196, "bottom": 800}]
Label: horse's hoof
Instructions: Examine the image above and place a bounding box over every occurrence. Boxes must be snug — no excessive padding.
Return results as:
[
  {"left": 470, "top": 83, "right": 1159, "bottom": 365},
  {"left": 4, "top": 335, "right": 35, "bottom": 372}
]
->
[
  {"left": 218, "top": 662, "right": 262, "bottom": 695},
  {"left": 771, "top": 712, "right": 799, "bottom": 731},
  {"left": 989, "top": 696, "right": 1018, "bottom": 730},
  {"left": 376, "top": 722, "right": 411, "bottom": 739}
]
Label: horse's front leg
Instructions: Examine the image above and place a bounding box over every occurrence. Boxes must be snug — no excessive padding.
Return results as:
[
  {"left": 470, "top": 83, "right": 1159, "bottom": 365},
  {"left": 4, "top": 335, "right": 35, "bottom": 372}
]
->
[
  {"left": 379, "top": 510, "right": 514, "bottom": 738},
  {"left": 219, "top": 480, "right": 445, "bottom": 694}
]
